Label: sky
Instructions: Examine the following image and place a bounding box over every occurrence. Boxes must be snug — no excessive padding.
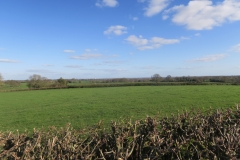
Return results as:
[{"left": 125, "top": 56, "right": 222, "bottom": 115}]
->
[{"left": 0, "top": 0, "right": 240, "bottom": 80}]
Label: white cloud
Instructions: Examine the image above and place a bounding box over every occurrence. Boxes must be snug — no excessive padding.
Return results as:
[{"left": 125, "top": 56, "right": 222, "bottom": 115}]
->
[
  {"left": 144, "top": 0, "right": 169, "bottom": 17},
  {"left": 231, "top": 43, "right": 240, "bottom": 52},
  {"left": 0, "top": 59, "right": 18, "bottom": 63},
  {"left": 71, "top": 53, "right": 102, "bottom": 60},
  {"left": 65, "top": 65, "right": 82, "bottom": 68},
  {"left": 125, "top": 35, "right": 179, "bottom": 50},
  {"left": 189, "top": 54, "right": 227, "bottom": 62},
  {"left": 125, "top": 35, "right": 148, "bottom": 46},
  {"left": 95, "top": 0, "right": 118, "bottom": 7},
  {"left": 63, "top": 50, "right": 75, "bottom": 53},
  {"left": 165, "top": 0, "right": 240, "bottom": 30},
  {"left": 104, "top": 25, "right": 127, "bottom": 35}
]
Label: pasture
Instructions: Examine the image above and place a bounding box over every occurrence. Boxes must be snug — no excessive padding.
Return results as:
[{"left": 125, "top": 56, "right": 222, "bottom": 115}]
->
[{"left": 0, "top": 85, "right": 240, "bottom": 132}]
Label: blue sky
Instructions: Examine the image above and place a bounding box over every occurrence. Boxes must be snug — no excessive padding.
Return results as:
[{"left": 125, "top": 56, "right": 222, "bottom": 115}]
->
[{"left": 0, "top": 0, "right": 240, "bottom": 80}]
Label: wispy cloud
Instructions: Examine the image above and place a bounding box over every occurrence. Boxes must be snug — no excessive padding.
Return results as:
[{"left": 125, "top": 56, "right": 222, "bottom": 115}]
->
[
  {"left": 177, "top": 67, "right": 192, "bottom": 69},
  {"left": 93, "top": 60, "right": 125, "bottom": 66},
  {"left": 63, "top": 50, "right": 75, "bottom": 53},
  {"left": 164, "top": 0, "right": 240, "bottom": 30},
  {"left": 65, "top": 65, "right": 82, "bottom": 68},
  {"left": 0, "top": 59, "right": 18, "bottom": 63},
  {"left": 125, "top": 35, "right": 179, "bottom": 50},
  {"left": 144, "top": 0, "right": 169, "bottom": 17},
  {"left": 129, "top": 15, "right": 139, "bottom": 21},
  {"left": 0, "top": 47, "right": 6, "bottom": 51},
  {"left": 133, "top": 17, "right": 138, "bottom": 21},
  {"left": 231, "top": 43, "right": 240, "bottom": 52},
  {"left": 195, "top": 33, "right": 200, "bottom": 37},
  {"left": 42, "top": 64, "right": 54, "bottom": 67},
  {"left": 180, "top": 36, "right": 190, "bottom": 40},
  {"left": 140, "top": 66, "right": 160, "bottom": 70},
  {"left": 26, "top": 69, "right": 56, "bottom": 74},
  {"left": 96, "top": 0, "right": 118, "bottom": 7},
  {"left": 71, "top": 53, "right": 102, "bottom": 60},
  {"left": 189, "top": 54, "right": 227, "bottom": 62},
  {"left": 103, "top": 60, "right": 125, "bottom": 65},
  {"left": 104, "top": 25, "right": 127, "bottom": 36}
]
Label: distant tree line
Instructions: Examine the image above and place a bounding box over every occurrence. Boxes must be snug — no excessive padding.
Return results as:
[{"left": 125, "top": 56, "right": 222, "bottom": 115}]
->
[
  {"left": 1, "top": 73, "right": 240, "bottom": 90},
  {"left": 150, "top": 74, "right": 240, "bottom": 84}
]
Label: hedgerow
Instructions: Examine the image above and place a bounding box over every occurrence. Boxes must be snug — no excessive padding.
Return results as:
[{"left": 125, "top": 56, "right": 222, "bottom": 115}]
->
[{"left": 1, "top": 106, "right": 240, "bottom": 159}]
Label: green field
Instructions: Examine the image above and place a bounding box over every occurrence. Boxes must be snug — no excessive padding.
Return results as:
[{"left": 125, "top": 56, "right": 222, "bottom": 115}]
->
[
  {"left": 0, "top": 82, "right": 28, "bottom": 91},
  {"left": 0, "top": 85, "right": 240, "bottom": 132}
]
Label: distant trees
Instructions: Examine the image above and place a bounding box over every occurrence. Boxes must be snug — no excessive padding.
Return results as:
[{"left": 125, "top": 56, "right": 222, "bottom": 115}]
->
[
  {"left": 55, "top": 77, "right": 68, "bottom": 87},
  {"left": 0, "top": 73, "right": 3, "bottom": 86},
  {"left": 26, "top": 74, "right": 69, "bottom": 89},
  {"left": 26, "top": 74, "right": 51, "bottom": 89},
  {"left": 165, "top": 75, "right": 173, "bottom": 82},
  {"left": 151, "top": 74, "right": 162, "bottom": 83},
  {"left": 5, "top": 80, "right": 21, "bottom": 87}
]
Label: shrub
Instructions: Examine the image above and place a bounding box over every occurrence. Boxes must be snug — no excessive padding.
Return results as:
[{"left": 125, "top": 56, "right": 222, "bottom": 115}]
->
[{"left": 1, "top": 107, "right": 240, "bottom": 159}]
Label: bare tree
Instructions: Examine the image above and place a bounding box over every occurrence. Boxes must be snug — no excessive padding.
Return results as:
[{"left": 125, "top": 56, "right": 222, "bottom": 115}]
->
[
  {"left": 165, "top": 75, "right": 172, "bottom": 82},
  {"left": 151, "top": 74, "right": 162, "bottom": 83}
]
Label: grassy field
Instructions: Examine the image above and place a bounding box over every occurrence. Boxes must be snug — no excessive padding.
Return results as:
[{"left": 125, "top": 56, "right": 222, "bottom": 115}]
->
[
  {"left": 0, "top": 85, "right": 240, "bottom": 132},
  {"left": 0, "top": 82, "right": 28, "bottom": 91}
]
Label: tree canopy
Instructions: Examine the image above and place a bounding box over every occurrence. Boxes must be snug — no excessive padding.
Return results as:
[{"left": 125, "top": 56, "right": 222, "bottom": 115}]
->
[{"left": 151, "top": 74, "right": 162, "bottom": 83}]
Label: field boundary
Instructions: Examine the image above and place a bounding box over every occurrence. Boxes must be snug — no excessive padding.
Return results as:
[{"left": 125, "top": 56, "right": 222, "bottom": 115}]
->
[{"left": 1, "top": 82, "right": 239, "bottom": 92}]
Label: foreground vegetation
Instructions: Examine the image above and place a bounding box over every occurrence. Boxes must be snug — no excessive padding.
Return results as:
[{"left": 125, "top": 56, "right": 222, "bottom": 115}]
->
[
  {"left": 1, "top": 107, "right": 240, "bottom": 159},
  {"left": 0, "top": 86, "right": 240, "bottom": 132}
]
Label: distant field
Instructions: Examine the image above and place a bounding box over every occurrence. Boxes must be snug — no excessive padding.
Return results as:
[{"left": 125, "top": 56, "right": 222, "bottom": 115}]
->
[
  {"left": 0, "top": 85, "right": 240, "bottom": 132},
  {"left": 0, "top": 82, "right": 28, "bottom": 91}
]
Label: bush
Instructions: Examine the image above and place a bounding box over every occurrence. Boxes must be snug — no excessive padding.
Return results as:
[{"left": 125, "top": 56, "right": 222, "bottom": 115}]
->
[{"left": 1, "top": 107, "right": 240, "bottom": 159}]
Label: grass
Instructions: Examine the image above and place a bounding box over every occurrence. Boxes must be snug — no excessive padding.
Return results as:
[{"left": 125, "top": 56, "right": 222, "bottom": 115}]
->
[
  {"left": 0, "top": 85, "right": 240, "bottom": 132},
  {"left": 0, "top": 82, "right": 28, "bottom": 91}
]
